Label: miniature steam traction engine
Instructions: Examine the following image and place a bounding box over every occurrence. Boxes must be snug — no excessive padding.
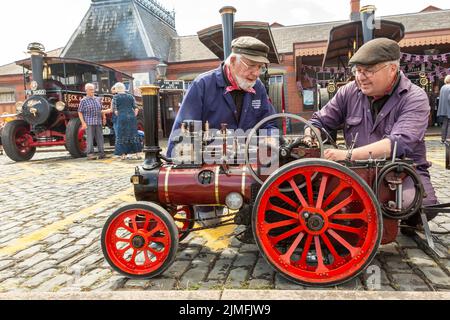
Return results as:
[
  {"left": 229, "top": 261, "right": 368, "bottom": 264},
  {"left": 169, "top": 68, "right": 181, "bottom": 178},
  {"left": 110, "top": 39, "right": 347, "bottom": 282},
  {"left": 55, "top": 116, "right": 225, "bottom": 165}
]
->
[{"left": 101, "top": 85, "right": 448, "bottom": 287}]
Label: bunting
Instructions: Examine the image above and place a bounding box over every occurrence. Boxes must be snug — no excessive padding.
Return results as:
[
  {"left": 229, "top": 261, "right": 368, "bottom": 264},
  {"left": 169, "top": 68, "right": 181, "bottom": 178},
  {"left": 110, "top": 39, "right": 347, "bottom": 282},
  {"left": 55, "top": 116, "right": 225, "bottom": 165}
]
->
[{"left": 300, "top": 51, "right": 450, "bottom": 86}]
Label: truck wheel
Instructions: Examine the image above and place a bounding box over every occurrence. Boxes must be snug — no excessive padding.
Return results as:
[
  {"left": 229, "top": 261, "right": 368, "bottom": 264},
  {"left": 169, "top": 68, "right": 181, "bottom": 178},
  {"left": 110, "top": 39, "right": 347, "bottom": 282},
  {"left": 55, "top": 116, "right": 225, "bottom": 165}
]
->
[
  {"left": 65, "top": 118, "right": 86, "bottom": 158},
  {"left": 1, "top": 120, "right": 36, "bottom": 161},
  {"left": 101, "top": 202, "right": 179, "bottom": 278}
]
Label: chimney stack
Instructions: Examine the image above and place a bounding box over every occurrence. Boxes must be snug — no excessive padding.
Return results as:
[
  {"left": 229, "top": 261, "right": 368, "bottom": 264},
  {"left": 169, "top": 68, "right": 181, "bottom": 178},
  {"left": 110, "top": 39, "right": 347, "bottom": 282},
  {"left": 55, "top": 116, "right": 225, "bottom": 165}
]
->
[
  {"left": 350, "top": 0, "right": 361, "bottom": 21},
  {"left": 27, "top": 42, "right": 46, "bottom": 90},
  {"left": 140, "top": 85, "right": 162, "bottom": 170},
  {"left": 219, "top": 6, "right": 237, "bottom": 60},
  {"left": 360, "top": 5, "right": 376, "bottom": 44}
]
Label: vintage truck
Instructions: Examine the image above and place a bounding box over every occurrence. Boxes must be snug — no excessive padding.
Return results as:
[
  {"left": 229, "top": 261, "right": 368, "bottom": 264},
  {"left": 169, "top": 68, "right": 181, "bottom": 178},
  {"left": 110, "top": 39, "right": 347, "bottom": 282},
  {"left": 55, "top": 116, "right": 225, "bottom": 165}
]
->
[{"left": 1, "top": 43, "right": 143, "bottom": 161}]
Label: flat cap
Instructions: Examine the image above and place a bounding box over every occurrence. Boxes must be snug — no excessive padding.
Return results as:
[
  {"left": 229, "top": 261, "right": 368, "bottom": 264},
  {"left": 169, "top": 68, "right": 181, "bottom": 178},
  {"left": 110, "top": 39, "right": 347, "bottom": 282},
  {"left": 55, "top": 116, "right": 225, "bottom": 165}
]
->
[
  {"left": 231, "top": 36, "right": 270, "bottom": 64},
  {"left": 349, "top": 37, "right": 400, "bottom": 66}
]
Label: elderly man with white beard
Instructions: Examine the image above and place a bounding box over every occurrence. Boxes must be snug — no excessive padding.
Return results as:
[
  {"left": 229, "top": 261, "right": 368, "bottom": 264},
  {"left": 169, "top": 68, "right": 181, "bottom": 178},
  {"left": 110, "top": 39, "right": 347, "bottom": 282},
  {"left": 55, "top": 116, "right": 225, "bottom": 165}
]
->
[
  {"left": 166, "top": 36, "right": 277, "bottom": 242},
  {"left": 167, "top": 36, "right": 276, "bottom": 156}
]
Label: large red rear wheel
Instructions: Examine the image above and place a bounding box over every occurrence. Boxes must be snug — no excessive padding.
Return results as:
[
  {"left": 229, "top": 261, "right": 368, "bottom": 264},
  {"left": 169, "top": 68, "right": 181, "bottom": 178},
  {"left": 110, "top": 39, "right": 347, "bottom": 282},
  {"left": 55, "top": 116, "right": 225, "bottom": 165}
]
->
[
  {"left": 101, "top": 202, "right": 178, "bottom": 278},
  {"left": 253, "top": 159, "right": 382, "bottom": 286}
]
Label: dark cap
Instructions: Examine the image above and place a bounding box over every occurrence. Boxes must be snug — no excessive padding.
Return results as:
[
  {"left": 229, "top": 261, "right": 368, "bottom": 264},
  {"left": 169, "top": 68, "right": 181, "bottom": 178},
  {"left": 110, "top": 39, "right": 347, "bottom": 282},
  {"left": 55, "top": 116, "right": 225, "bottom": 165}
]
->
[
  {"left": 349, "top": 38, "right": 400, "bottom": 66},
  {"left": 231, "top": 36, "right": 270, "bottom": 64}
]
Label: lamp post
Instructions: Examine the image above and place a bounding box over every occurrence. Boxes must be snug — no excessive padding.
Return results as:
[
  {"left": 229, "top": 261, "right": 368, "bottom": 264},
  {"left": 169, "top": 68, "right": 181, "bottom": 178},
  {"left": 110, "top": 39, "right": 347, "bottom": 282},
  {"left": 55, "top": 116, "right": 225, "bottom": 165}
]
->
[{"left": 156, "top": 63, "right": 168, "bottom": 82}]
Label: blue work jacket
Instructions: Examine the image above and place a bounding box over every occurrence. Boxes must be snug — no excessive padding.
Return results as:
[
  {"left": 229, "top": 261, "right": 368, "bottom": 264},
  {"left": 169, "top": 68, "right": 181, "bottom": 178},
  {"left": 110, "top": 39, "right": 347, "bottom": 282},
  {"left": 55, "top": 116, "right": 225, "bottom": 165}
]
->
[{"left": 167, "top": 65, "right": 276, "bottom": 156}]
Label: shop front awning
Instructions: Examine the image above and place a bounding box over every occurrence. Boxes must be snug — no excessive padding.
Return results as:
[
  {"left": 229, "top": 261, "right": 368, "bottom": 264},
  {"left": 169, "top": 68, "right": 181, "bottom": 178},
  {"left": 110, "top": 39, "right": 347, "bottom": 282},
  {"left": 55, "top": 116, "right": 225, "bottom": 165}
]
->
[
  {"left": 322, "top": 20, "right": 405, "bottom": 67},
  {"left": 400, "top": 34, "right": 450, "bottom": 47},
  {"left": 197, "top": 21, "right": 280, "bottom": 64}
]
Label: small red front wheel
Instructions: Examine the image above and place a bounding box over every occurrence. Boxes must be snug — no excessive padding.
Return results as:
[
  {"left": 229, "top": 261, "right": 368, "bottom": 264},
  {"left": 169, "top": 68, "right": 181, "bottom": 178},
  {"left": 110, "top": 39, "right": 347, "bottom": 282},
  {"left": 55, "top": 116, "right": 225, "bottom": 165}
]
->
[{"left": 101, "top": 202, "right": 179, "bottom": 278}]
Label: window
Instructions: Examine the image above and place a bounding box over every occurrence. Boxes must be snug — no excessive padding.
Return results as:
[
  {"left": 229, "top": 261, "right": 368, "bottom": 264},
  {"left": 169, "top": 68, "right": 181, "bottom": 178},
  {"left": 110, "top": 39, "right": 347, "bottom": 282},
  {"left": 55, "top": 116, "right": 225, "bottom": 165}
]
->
[
  {"left": 99, "top": 72, "right": 110, "bottom": 93},
  {"left": 133, "top": 72, "right": 150, "bottom": 88},
  {"left": 317, "top": 72, "right": 331, "bottom": 82},
  {"left": 0, "top": 90, "right": 15, "bottom": 103},
  {"left": 82, "top": 72, "right": 98, "bottom": 83},
  {"left": 269, "top": 75, "right": 284, "bottom": 85}
]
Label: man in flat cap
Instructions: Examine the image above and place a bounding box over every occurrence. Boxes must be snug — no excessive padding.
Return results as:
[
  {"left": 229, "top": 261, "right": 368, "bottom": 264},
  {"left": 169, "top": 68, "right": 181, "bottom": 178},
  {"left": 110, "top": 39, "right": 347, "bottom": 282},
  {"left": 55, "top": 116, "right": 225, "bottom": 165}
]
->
[
  {"left": 305, "top": 37, "right": 437, "bottom": 231},
  {"left": 167, "top": 36, "right": 275, "bottom": 155},
  {"left": 167, "top": 36, "right": 276, "bottom": 239}
]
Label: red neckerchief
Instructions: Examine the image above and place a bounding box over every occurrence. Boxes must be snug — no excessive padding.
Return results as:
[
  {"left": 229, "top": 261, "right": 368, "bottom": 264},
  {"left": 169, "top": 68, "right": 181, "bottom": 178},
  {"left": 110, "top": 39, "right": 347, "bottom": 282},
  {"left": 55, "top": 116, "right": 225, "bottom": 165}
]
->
[
  {"left": 224, "top": 64, "right": 256, "bottom": 94},
  {"left": 372, "top": 73, "right": 399, "bottom": 101}
]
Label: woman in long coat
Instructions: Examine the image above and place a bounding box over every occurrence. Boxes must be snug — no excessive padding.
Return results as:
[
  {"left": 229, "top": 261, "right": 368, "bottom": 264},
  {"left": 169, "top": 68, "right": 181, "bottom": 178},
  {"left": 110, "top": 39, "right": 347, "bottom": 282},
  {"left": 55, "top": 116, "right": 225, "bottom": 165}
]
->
[
  {"left": 437, "top": 75, "right": 450, "bottom": 145},
  {"left": 113, "top": 82, "right": 142, "bottom": 160}
]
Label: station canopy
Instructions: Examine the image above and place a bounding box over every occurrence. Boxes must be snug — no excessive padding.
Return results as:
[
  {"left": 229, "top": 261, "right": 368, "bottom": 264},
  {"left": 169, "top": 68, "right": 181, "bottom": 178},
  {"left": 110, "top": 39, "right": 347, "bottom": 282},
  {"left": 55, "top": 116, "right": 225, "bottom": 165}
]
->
[
  {"left": 322, "top": 20, "right": 405, "bottom": 67},
  {"left": 197, "top": 21, "right": 280, "bottom": 64}
]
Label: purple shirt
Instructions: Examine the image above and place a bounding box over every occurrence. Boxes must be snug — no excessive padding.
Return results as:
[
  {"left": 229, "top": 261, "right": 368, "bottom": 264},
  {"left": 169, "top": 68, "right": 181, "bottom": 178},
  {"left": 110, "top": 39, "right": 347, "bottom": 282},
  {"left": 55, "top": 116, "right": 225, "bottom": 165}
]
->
[
  {"left": 78, "top": 96, "right": 103, "bottom": 126},
  {"left": 310, "top": 72, "right": 431, "bottom": 170}
]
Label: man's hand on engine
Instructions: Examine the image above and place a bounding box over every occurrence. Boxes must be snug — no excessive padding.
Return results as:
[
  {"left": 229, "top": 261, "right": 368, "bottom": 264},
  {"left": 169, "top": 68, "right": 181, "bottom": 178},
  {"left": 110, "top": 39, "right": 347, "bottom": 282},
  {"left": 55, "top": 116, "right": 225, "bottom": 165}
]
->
[
  {"left": 324, "top": 148, "right": 348, "bottom": 161},
  {"left": 302, "top": 127, "right": 317, "bottom": 147}
]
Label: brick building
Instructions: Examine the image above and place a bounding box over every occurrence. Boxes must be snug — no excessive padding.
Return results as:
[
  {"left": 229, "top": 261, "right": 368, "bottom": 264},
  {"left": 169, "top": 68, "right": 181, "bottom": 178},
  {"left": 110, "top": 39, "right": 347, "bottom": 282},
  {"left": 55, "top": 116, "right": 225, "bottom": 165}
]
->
[{"left": 1, "top": 0, "right": 450, "bottom": 134}]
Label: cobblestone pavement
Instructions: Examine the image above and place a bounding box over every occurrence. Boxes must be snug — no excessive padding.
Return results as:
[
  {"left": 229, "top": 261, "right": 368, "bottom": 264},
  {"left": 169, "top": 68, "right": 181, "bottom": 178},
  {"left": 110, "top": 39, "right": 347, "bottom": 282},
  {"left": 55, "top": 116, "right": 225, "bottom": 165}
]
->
[{"left": 0, "top": 138, "right": 449, "bottom": 294}]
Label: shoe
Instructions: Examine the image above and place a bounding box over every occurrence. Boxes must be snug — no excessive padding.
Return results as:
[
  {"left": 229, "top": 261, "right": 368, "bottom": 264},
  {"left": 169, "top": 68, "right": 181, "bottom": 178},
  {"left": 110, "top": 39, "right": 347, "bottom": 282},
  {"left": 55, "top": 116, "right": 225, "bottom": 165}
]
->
[
  {"left": 87, "top": 155, "right": 97, "bottom": 160},
  {"left": 98, "top": 154, "right": 106, "bottom": 159},
  {"left": 120, "top": 154, "right": 127, "bottom": 160}
]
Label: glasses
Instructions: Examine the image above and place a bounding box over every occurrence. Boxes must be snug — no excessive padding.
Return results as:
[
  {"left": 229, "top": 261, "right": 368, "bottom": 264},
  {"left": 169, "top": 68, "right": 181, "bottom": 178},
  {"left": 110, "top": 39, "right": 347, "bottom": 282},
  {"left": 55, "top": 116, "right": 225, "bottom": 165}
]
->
[
  {"left": 240, "top": 58, "right": 268, "bottom": 75},
  {"left": 351, "top": 63, "right": 388, "bottom": 78}
]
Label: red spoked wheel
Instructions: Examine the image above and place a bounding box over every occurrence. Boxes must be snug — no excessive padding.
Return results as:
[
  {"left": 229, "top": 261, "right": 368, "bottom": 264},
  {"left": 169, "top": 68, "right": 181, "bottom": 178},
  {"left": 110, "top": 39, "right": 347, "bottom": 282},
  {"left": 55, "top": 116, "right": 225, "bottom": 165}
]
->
[
  {"left": 253, "top": 159, "right": 382, "bottom": 287},
  {"left": 65, "top": 118, "right": 87, "bottom": 158},
  {"left": 77, "top": 126, "right": 87, "bottom": 153},
  {"left": 1, "top": 120, "right": 36, "bottom": 161},
  {"left": 170, "top": 206, "right": 195, "bottom": 241},
  {"left": 101, "top": 202, "right": 179, "bottom": 278}
]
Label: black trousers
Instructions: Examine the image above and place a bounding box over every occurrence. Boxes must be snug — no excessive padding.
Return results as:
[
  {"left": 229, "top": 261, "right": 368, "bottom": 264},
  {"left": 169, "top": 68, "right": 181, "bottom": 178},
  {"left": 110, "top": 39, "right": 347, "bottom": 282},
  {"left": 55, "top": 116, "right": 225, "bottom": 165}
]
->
[{"left": 441, "top": 116, "right": 450, "bottom": 142}]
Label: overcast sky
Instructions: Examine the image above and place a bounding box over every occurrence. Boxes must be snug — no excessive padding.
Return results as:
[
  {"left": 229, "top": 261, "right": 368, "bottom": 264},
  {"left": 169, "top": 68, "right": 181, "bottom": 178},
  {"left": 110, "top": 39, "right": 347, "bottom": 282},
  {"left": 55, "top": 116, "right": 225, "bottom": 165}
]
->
[{"left": 0, "top": 0, "right": 448, "bottom": 66}]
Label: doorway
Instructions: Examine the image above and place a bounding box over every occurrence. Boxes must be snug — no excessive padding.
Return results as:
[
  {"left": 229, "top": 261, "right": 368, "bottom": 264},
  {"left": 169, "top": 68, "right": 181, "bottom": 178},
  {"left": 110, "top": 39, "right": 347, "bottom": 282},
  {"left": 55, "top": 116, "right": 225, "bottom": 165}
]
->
[{"left": 159, "top": 90, "right": 184, "bottom": 137}]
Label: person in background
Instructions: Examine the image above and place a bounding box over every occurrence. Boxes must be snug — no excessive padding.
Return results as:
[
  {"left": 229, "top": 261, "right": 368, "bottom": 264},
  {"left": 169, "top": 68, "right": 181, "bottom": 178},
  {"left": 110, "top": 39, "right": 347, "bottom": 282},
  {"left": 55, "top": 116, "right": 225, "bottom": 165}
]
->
[
  {"left": 113, "top": 82, "right": 142, "bottom": 160},
  {"left": 103, "top": 85, "right": 119, "bottom": 157},
  {"left": 437, "top": 75, "right": 450, "bottom": 145},
  {"left": 78, "top": 83, "right": 106, "bottom": 160}
]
